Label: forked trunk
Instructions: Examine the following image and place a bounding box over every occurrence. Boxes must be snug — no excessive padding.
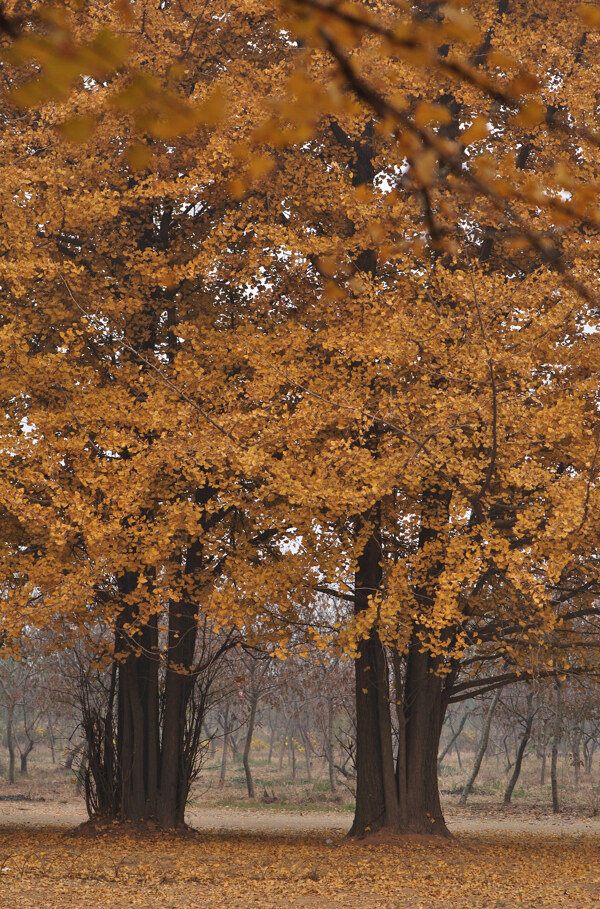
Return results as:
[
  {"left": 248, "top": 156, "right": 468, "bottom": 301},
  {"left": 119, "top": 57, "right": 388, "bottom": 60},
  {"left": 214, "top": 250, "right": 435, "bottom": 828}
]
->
[
  {"left": 350, "top": 487, "right": 451, "bottom": 839},
  {"left": 350, "top": 632, "right": 449, "bottom": 837},
  {"left": 397, "top": 642, "right": 448, "bottom": 835},
  {"left": 460, "top": 689, "right": 501, "bottom": 806},
  {"left": 504, "top": 692, "right": 534, "bottom": 805},
  {"left": 86, "top": 543, "right": 210, "bottom": 829}
]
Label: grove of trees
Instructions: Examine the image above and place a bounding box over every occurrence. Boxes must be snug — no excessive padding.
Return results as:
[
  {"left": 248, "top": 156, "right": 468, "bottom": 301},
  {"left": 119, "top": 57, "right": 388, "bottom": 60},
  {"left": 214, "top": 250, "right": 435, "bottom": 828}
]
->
[{"left": 1, "top": 0, "right": 600, "bottom": 839}]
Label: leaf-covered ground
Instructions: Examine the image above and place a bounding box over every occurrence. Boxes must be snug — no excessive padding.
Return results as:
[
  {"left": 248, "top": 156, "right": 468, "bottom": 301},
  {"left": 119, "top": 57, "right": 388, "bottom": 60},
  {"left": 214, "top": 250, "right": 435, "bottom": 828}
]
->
[{"left": 0, "top": 826, "right": 598, "bottom": 908}]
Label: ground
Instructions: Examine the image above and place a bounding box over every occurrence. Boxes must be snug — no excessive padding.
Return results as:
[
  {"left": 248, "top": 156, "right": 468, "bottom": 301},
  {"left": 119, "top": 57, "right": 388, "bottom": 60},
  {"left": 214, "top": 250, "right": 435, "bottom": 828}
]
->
[
  {"left": 1, "top": 819, "right": 599, "bottom": 908},
  {"left": 0, "top": 749, "right": 599, "bottom": 907}
]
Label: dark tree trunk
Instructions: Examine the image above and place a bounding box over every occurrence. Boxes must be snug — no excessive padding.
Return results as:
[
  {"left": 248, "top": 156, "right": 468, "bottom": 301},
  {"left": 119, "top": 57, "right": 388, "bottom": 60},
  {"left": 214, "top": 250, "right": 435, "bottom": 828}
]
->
[
  {"left": 156, "top": 593, "right": 198, "bottom": 827},
  {"left": 397, "top": 641, "right": 448, "bottom": 834},
  {"left": 397, "top": 486, "right": 451, "bottom": 836},
  {"left": 83, "top": 538, "right": 213, "bottom": 829},
  {"left": 19, "top": 738, "right": 34, "bottom": 776},
  {"left": 350, "top": 511, "right": 399, "bottom": 836},
  {"left": 116, "top": 570, "right": 160, "bottom": 823},
  {"left": 504, "top": 693, "right": 534, "bottom": 804},
  {"left": 351, "top": 485, "right": 452, "bottom": 838},
  {"left": 243, "top": 692, "right": 258, "bottom": 799},
  {"left": 83, "top": 659, "right": 119, "bottom": 817}
]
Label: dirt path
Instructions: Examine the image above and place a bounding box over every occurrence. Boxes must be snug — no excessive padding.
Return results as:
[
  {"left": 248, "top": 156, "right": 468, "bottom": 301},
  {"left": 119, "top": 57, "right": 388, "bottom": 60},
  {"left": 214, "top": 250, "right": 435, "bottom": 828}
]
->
[{"left": 1, "top": 798, "right": 599, "bottom": 838}]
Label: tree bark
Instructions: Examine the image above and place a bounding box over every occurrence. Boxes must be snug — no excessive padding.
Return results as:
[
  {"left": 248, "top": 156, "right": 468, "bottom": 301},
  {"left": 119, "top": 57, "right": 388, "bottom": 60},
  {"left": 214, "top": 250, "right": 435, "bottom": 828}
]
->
[
  {"left": 19, "top": 738, "right": 34, "bottom": 776},
  {"left": 396, "top": 638, "right": 448, "bottom": 834},
  {"left": 156, "top": 593, "right": 197, "bottom": 827},
  {"left": 116, "top": 571, "right": 160, "bottom": 823},
  {"left": 351, "top": 485, "right": 452, "bottom": 838},
  {"left": 84, "top": 539, "right": 214, "bottom": 829},
  {"left": 350, "top": 510, "right": 399, "bottom": 836},
  {"left": 395, "top": 486, "right": 452, "bottom": 836}
]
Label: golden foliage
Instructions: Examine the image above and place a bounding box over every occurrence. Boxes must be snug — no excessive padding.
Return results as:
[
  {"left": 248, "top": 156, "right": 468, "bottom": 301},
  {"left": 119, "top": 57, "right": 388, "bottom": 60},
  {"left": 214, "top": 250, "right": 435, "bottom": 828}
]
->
[{"left": 0, "top": 0, "right": 599, "bottom": 698}]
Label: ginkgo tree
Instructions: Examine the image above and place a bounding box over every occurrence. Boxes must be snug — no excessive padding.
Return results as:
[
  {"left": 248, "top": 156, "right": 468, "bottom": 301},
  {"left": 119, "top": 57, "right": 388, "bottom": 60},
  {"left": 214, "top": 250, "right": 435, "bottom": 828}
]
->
[
  {"left": 1, "top": 0, "right": 600, "bottom": 838},
  {"left": 0, "top": 0, "right": 312, "bottom": 826},
  {"left": 257, "top": 0, "right": 600, "bottom": 836}
]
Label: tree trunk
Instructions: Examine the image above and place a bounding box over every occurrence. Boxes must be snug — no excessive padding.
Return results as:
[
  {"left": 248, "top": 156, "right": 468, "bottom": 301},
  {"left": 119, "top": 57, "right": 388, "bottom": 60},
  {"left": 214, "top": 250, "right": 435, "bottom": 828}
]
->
[
  {"left": 47, "top": 721, "right": 56, "bottom": 764},
  {"left": 504, "top": 693, "right": 534, "bottom": 804},
  {"left": 396, "top": 639, "right": 448, "bottom": 835},
  {"left": 459, "top": 689, "right": 501, "bottom": 806},
  {"left": 300, "top": 727, "right": 312, "bottom": 781},
  {"left": 350, "top": 512, "right": 399, "bottom": 836},
  {"left": 351, "top": 488, "right": 452, "bottom": 838},
  {"left": 551, "top": 683, "right": 562, "bottom": 814},
  {"left": 219, "top": 702, "right": 230, "bottom": 784},
  {"left": 116, "top": 578, "right": 161, "bottom": 824},
  {"left": 454, "top": 739, "right": 463, "bottom": 770},
  {"left": 243, "top": 692, "right": 258, "bottom": 799},
  {"left": 19, "top": 733, "right": 35, "bottom": 776},
  {"left": 6, "top": 704, "right": 15, "bottom": 784},
  {"left": 540, "top": 747, "right": 547, "bottom": 785},
  {"left": 571, "top": 729, "right": 582, "bottom": 788},
  {"left": 156, "top": 591, "right": 198, "bottom": 827},
  {"left": 85, "top": 544, "right": 211, "bottom": 829},
  {"left": 64, "top": 740, "right": 85, "bottom": 772},
  {"left": 267, "top": 718, "right": 276, "bottom": 766},
  {"left": 278, "top": 728, "right": 287, "bottom": 771},
  {"left": 327, "top": 696, "right": 337, "bottom": 792}
]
